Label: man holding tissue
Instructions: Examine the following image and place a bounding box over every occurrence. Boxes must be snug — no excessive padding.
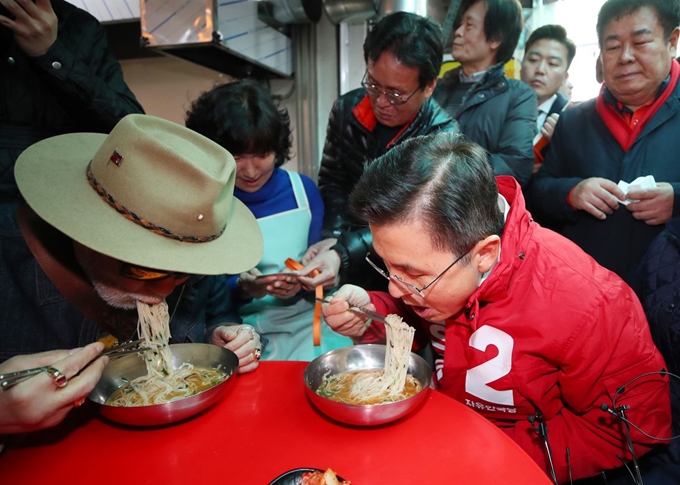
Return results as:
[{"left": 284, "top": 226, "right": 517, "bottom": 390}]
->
[{"left": 530, "top": 0, "right": 680, "bottom": 289}]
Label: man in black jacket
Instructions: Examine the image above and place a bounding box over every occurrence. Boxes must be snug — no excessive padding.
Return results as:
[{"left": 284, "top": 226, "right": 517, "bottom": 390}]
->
[
  {"left": 0, "top": 0, "right": 144, "bottom": 200},
  {"left": 298, "top": 12, "right": 456, "bottom": 291},
  {"left": 520, "top": 24, "right": 575, "bottom": 181},
  {"left": 434, "top": 0, "right": 535, "bottom": 188},
  {"left": 520, "top": 24, "right": 574, "bottom": 142},
  {"left": 530, "top": 0, "right": 680, "bottom": 290}
]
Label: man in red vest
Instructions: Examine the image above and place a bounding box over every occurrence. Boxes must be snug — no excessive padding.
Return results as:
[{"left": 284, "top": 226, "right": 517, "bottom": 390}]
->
[{"left": 530, "top": 0, "right": 680, "bottom": 290}]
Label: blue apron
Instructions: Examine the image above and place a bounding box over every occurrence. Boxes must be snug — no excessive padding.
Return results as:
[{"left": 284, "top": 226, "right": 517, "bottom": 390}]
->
[{"left": 239, "top": 170, "right": 352, "bottom": 361}]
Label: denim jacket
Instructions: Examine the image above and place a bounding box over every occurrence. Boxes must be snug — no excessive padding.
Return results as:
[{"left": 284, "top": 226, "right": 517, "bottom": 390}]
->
[{"left": 0, "top": 202, "right": 240, "bottom": 363}]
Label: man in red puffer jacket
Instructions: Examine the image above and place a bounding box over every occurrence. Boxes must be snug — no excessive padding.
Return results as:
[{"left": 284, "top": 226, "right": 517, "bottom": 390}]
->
[{"left": 322, "top": 132, "right": 672, "bottom": 484}]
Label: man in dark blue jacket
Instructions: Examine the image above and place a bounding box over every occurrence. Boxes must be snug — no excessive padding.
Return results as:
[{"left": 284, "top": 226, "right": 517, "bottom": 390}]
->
[
  {"left": 639, "top": 217, "right": 680, "bottom": 482},
  {"left": 530, "top": 0, "right": 680, "bottom": 289}
]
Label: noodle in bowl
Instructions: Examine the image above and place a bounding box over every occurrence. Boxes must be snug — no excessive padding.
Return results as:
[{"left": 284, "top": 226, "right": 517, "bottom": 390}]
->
[
  {"left": 88, "top": 343, "right": 238, "bottom": 426},
  {"left": 304, "top": 344, "right": 432, "bottom": 426}
]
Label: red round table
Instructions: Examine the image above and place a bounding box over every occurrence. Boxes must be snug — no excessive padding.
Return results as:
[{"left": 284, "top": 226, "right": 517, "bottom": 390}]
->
[{"left": 1, "top": 361, "right": 551, "bottom": 484}]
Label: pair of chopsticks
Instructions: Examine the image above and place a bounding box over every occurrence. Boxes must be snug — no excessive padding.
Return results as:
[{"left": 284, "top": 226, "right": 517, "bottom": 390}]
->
[
  {"left": 100, "top": 339, "right": 151, "bottom": 357},
  {"left": 0, "top": 339, "right": 149, "bottom": 391},
  {"left": 314, "top": 297, "right": 388, "bottom": 324}
]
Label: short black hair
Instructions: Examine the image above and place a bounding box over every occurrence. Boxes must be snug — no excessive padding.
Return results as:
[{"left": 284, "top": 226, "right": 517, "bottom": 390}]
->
[
  {"left": 525, "top": 24, "right": 577, "bottom": 69},
  {"left": 364, "top": 11, "right": 445, "bottom": 89},
  {"left": 455, "top": 0, "right": 524, "bottom": 65},
  {"left": 597, "top": 0, "right": 680, "bottom": 45},
  {"left": 185, "top": 80, "right": 292, "bottom": 167},
  {"left": 350, "top": 133, "right": 505, "bottom": 258}
]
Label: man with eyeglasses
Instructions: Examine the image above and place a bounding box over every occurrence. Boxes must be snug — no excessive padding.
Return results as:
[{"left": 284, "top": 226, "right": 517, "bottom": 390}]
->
[
  {"left": 300, "top": 11, "right": 455, "bottom": 292},
  {"left": 434, "top": 0, "right": 536, "bottom": 188},
  {"left": 321, "top": 132, "right": 671, "bottom": 483},
  {"left": 0, "top": 114, "right": 265, "bottom": 434}
]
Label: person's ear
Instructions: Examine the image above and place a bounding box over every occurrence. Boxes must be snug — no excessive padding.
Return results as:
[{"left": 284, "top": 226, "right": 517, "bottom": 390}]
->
[
  {"left": 488, "top": 38, "right": 501, "bottom": 55},
  {"left": 422, "top": 77, "right": 438, "bottom": 99},
  {"left": 669, "top": 27, "right": 680, "bottom": 58},
  {"left": 472, "top": 235, "right": 501, "bottom": 274}
]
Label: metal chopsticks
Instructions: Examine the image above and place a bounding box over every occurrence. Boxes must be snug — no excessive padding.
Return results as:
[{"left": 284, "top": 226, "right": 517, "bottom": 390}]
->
[
  {"left": 100, "top": 339, "right": 149, "bottom": 357},
  {"left": 0, "top": 339, "right": 150, "bottom": 390},
  {"left": 0, "top": 366, "right": 49, "bottom": 390},
  {"left": 315, "top": 297, "right": 388, "bottom": 324}
]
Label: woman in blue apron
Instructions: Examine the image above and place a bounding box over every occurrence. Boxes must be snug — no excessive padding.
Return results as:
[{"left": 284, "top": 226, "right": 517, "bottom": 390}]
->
[{"left": 186, "top": 80, "right": 352, "bottom": 360}]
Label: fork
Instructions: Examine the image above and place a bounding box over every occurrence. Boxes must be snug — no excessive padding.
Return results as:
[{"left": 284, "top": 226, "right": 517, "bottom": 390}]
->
[
  {"left": 0, "top": 339, "right": 150, "bottom": 390},
  {"left": 314, "top": 297, "right": 388, "bottom": 324}
]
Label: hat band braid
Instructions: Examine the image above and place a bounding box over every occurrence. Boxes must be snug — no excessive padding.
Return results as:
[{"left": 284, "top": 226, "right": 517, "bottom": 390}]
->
[{"left": 86, "top": 161, "right": 225, "bottom": 243}]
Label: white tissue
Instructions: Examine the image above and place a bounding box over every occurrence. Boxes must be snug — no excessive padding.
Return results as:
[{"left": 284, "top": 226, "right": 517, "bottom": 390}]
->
[{"left": 616, "top": 175, "right": 656, "bottom": 205}]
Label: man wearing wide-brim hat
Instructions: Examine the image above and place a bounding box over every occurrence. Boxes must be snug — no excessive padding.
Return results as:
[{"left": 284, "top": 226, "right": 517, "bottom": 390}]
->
[{"left": 0, "top": 114, "right": 264, "bottom": 434}]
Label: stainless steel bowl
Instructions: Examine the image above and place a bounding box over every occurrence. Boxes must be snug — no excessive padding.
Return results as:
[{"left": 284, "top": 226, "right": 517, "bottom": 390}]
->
[
  {"left": 88, "top": 343, "right": 238, "bottom": 426},
  {"left": 304, "top": 344, "right": 431, "bottom": 426}
]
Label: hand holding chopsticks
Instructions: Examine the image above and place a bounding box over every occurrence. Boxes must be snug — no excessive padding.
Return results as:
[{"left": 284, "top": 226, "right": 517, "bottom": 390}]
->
[
  {"left": 0, "top": 339, "right": 148, "bottom": 390},
  {"left": 316, "top": 285, "right": 385, "bottom": 339},
  {"left": 314, "top": 297, "right": 388, "bottom": 324},
  {"left": 0, "top": 341, "right": 112, "bottom": 434}
]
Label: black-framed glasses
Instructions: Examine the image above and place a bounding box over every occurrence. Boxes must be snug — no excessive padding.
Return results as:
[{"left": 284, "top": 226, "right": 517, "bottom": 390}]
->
[
  {"left": 361, "top": 72, "right": 420, "bottom": 105},
  {"left": 365, "top": 250, "right": 471, "bottom": 297},
  {"left": 119, "top": 261, "right": 187, "bottom": 281}
]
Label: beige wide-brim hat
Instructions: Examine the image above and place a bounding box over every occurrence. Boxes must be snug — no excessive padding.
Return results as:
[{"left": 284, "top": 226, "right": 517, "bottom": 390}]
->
[{"left": 15, "top": 114, "right": 263, "bottom": 275}]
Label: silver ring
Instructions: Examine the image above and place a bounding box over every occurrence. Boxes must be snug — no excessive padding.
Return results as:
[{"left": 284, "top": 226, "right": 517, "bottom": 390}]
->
[
  {"left": 46, "top": 367, "right": 68, "bottom": 388},
  {"left": 238, "top": 325, "right": 255, "bottom": 341},
  {"left": 252, "top": 347, "right": 262, "bottom": 361}
]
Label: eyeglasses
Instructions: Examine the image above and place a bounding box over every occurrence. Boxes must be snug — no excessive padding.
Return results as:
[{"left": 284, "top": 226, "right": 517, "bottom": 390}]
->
[
  {"left": 119, "top": 261, "right": 188, "bottom": 281},
  {"left": 361, "top": 72, "right": 420, "bottom": 105},
  {"left": 365, "top": 250, "right": 470, "bottom": 297}
]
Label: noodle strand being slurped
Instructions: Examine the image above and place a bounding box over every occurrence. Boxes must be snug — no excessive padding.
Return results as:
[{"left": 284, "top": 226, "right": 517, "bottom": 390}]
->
[
  {"left": 105, "top": 300, "right": 227, "bottom": 407},
  {"left": 137, "top": 300, "right": 173, "bottom": 378}
]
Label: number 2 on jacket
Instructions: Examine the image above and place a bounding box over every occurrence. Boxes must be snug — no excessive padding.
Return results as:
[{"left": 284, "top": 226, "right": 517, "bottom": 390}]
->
[{"left": 465, "top": 326, "right": 514, "bottom": 405}]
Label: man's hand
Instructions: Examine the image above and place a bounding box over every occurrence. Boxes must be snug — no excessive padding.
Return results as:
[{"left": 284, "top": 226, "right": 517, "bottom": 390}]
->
[
  {"left": 0, "top": 342, "right": 108, "bottom": 434},
  {"left": 297, "top": 249, "right": 341, "bottom": 289},
  {"left": 0, "top": 0, "right": 58, "bottom": 57},
  {"left": 540, "top": 113, "right": 559, "bottom": 142},
  {"left": 569, "top": 177, "right": 625, "bottom": 220},
  {"left": 301, "top": 238, "right": 337, "bottom": 264},
  {"left": 626, "top": 182, "right": 674, "bottom": 225},
  {"left": 211, "top": 325, "right": 261, "bottom": 374},
  {"left": 321, "top": 285, "right": 374, "bottom": 337}
]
